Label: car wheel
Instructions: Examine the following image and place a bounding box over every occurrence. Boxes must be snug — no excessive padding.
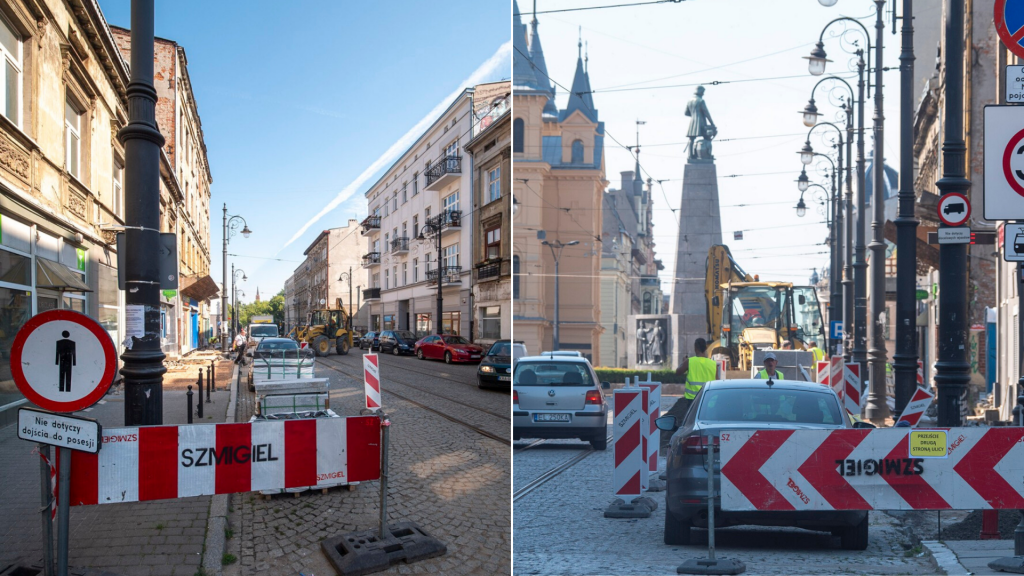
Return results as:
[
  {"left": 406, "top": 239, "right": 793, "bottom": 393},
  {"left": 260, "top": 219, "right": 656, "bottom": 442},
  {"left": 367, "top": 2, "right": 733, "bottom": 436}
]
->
[
  {"left": 589, "top": 434, "right": 607, "bottom": 451},
  {"left": 444, "top": 351, "right": 453, "bottom": 364},
  {"left": 417, "top": 349, "right": 425, "bottom": 360},
  {"left": 337, "top": 338, "right": 350, "bottom": 356},
  {"left": 392, "top": 344, "right": 400, "bottom": 356},
  {"left": 664, "top": 510, "right": 692, "bottom": 546},
  {"left": 314, "top": 336, "right": 330, "bottom": 357},
  {"left": 840, "top": 515, "right": 869, "bottom": 551}
]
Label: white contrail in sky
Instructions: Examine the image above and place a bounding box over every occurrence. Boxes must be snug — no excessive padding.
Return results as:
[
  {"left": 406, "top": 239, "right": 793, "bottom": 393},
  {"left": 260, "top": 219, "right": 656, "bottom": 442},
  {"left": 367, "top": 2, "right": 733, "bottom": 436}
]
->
[{"left": 280, "top": 41, "right": 512, "bottom": 251}]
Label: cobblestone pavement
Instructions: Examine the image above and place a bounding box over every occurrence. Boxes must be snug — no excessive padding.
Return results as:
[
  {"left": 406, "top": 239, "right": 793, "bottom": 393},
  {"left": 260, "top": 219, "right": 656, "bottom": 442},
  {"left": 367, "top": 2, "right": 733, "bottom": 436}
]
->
[
  {"left": 0, "top": 358, "right": 235, "bottom": 575},
  {"left": 225, "top": 349, "right": 510, "bottom": 575},
  {"left": 513, "top": 396, "right": 941, "bottom": 576}
]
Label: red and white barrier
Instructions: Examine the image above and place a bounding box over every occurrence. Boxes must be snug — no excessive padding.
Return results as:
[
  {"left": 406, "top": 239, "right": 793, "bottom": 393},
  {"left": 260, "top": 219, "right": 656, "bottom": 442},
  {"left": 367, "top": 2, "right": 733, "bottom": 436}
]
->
[
  {"left": 364, "top": 353, "right": 381, "bottom": 410},
  {"left": 612, "top": 388, "right": 644, "bottom": 499},
  {"left": 816, "top": 361, "right": 829, "bottom": 386},
  {"left": 721, "top": 427, "right": 1024, "bottom": 511},
  {"left": 639, "top": 385, "right": 649, "bottom": 490},
  {"left": 844, "top": 363, "right": 861, "bottom": 417},
  {"left": 896, "top": 386, "right": 934, "bottom": 426},
  {"left": 61, "top": 416, "right": 381, "bottom": 505},
  {"left": 917, "top": 359, "right": 925, "bottom": 387},
  {"left": 638, "top": 379, "right": 662, "bottom": 474},
  {"left": 829, "top": 356, "right": 845, "bottom": 400}
]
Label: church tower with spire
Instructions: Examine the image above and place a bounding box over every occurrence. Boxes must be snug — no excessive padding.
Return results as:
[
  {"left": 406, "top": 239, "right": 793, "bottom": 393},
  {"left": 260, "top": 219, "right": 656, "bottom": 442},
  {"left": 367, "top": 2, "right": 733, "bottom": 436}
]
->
[{"left": 513, "top": 1, "right": 607, "bottom": 363}]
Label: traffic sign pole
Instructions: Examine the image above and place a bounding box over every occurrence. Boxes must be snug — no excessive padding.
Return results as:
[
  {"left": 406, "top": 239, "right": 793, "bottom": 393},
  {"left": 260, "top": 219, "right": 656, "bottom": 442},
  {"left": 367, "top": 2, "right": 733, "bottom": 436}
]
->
[
  {"left": 39, "top": 444, "right": 54, "bottom": 576},
  {"left": 56, "top": 447, "right": 70, "bottom": 576}
]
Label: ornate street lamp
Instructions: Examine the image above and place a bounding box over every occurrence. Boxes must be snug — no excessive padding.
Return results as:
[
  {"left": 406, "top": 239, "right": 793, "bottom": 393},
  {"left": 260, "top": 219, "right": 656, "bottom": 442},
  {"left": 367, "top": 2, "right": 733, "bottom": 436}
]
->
[
  {"left": 796, "top": 169, "right": 810, "bottom": 192},
  {"left": 804, "top": 41, "right": 832, "bottom": 76},
  {"left": 800, "top": 99, "right": 821, "bottom": 127},
  {"left": 799, "top": 141, "right": 815, "bottom": 165}
]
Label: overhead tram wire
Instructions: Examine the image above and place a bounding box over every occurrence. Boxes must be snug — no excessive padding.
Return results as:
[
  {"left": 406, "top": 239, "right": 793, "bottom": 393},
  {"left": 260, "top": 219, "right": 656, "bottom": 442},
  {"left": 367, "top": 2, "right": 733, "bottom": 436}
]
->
[
  {"left": 588, "top": 72, "right": 858, "bottom": 95},
  {"left": 532, "top": 0, "right": 686, "bottom": 15}
]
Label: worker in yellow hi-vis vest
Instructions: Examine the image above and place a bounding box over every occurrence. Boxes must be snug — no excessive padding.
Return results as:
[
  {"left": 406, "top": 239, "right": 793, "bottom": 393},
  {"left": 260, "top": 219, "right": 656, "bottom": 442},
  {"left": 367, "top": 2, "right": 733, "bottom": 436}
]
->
[
  {"left": 660, "top": 338, "right": 721, "bottom": 449},
  {"left": 806, "top": 340, "right": 825, "bottom": 363},
  {"left": 756, "top": 351, "right": 785, "bottom": 380}
]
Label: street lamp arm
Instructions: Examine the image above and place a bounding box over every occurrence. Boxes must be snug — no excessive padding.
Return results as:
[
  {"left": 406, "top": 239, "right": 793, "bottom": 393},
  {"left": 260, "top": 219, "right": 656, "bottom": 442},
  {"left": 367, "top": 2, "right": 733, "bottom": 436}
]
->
[
  {"left": 807, "top": 121, "right": 845, "bottom": 150},
  {"left": 818, "top": 17, "right": 872, "bottom": 62},
  {"left": 810, "top": 75, "right": 855, "bottom": 104}
]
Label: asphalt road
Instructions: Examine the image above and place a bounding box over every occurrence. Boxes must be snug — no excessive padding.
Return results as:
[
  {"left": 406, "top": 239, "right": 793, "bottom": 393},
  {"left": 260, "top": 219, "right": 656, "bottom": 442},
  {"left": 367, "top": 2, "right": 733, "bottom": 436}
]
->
[{"left": 225, "top": 348, "right": 511, "bottom": 575}]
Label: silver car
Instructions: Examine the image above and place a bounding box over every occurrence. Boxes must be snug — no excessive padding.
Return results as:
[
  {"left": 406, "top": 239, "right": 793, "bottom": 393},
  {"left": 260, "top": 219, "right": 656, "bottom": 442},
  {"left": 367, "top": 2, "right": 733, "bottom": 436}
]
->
[
  {"left": 512, "top": 355, "right": 610, "bottom": 450},
  {"left": 658, "top": 379, "right": 871, "bottom": 550}
]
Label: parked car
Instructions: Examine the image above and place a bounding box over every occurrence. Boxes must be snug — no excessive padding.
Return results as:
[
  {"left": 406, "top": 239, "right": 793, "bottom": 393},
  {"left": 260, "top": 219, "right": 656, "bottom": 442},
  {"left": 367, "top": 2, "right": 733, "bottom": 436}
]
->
[
  {"left": 511, "top": 342, "right": 528, "bottom": 362},
  {"left": 380, "top": 330, "right": 418, "bottom": 356},
  {"left": 359, "top": 331, "right": 381, "bottom": 351},
  {"left": 478, "top": 340, "right": 514, "bottom": 388},
  {"left": 657, "top": 379, "right": 870, "bottom": 549},
  {"left": 246, "top": 337, "right": 304, "bottom": 390},
  {"left": 512, "top": 355, "right": 610, "bottom": 450},
  {"left": 414, "top": 334, "right": 484, "bottom": 363}
]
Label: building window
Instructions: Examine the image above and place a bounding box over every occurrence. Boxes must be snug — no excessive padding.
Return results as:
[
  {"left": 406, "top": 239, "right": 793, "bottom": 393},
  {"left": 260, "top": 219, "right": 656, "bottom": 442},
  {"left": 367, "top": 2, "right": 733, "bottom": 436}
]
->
[
  {"left": 442, "top": 191, "right": 459, "bottom": 214},
  {"left": 402, "top": 183, "right": 407, "bottom": 204},
  {"left": 445, "top": 139, "right": 458, "bottom": 159},
  {"left": 384, "top": 268, "right": 389, "bottom": 290},
  {"left": 65, "top": 99, "right": 82, "bottom": 179},
  {"left": 392, "top": 193, "right": 398, "bottom": 212},
  {"left": 112, "top": 158, "right": 123, "bottom": 218},
  {"left": 413, "top": 258, "right": 419, "bottom": 283},
  {"left": 384, "top": 233, "right": 389, "bottom": 249},
  {"left": 513, "top": 118, "right": 524, "bottom": 153},
  {"left": 412, "top": 173, "right": 419, "bottom": 196},
  {"left": 443, "top": 243, "right": 459, "bottom": 268},
  {"left": 416, "top": 313, "right": 431, "bottom": 337},
  {"left": 643, "top": 292, "right": 652, "bottom": 314},
  {"left": 481, "top": 306, "right": 501, "bottom": 339},
  {"left": 425, "top": 206, "right": 431, "bottom": 220},
  {"left": 373, "top": 239, "right": 380, "bottom": 253},
  {"left": 401, "top": 222, "right": 407, "bottom": 240},
  {"left": 383, "top": 315, "right": 394, "bottom": 330},
  {"left": 487, "top": 167, "right": 501, "bottom": 203},
  {"left": 571, "top": 139, "right": 584, "bottom": 164},
  {"left": 485, "top": 226, "right": 501, "bottom": 260},
  {"left": 392, "top": 266, "right": 397, "bottom": 287},
  {"left": 442, "top": 311, "right": 460, "bottom": 335},
  {"left": 0, "top": 15, "right": 21, "bottom": 126},
  {"left": 412, "top": 214, "right": 419, "bottom": 238},
  {"left": 513, "top": 255, "right": 520, "bottom": 299},
  {"left": 372, "top": 272, "right": 380, "bottom": 288},
  {"left": 402, "top": 262, "right": 407, "bottom": 285}
]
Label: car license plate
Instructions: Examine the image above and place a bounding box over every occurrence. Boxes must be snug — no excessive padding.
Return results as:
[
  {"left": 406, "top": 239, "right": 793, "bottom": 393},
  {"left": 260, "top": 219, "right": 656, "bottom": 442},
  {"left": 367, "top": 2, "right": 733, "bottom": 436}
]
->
[
  {"left": 498, "top": 375, "right": 511, "bottom": 382},
  {"left": 471, "top": 355, "right": 480, "bottom": 359},
  {"left": 534, "top": 413, "right": 570, "bottom": 423}
]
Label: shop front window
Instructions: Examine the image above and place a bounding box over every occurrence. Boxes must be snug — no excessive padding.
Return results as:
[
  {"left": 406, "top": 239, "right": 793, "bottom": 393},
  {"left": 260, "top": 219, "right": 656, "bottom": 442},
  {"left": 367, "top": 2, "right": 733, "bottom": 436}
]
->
[
  {"left": 442, "top": 311, "right": 460, "bottom": 335},
  {"left": 416, "top": 313, "right": 431, "bottom": 337},
  {"left": 383, "top": 314, "right": 395, "bottom": 330},
  {"left": 0, "top": 287, "right": 31, "bottom": 406}
]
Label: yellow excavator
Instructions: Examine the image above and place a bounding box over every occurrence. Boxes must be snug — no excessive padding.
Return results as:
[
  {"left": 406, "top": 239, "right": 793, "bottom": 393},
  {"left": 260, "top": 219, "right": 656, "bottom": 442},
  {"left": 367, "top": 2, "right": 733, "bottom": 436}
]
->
[
  {"left": 705, "top": 245, "right": 826, "bottom": 371},
  {"left": 289, "top": 307, "right": 353, "bottom": 357}
]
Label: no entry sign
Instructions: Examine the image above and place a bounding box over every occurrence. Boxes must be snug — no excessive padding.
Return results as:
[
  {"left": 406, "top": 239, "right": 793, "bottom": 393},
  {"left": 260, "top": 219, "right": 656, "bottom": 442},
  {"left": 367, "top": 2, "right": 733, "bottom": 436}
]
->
[
  {"left": 11, "top": 310, "right": 117, "bottom": 413},
  {"left": 721, "top": 427, "right": 1024, "bottom": 511},
  {"left": 938, "top": 193, "right": 971, "bottom": 227},
  {"left": 984, "top": 105, "right": 1024, "bottom": 220}
]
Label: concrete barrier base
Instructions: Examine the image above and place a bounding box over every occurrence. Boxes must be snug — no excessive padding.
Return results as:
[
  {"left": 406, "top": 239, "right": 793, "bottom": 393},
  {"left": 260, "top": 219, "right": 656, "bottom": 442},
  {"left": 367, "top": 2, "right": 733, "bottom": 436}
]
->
[
  {"left": 677, "top": 557, "right": 746, "bottom": 575},
  {"left": 646, "top": 475, "right": 666, "bottom": 492},
  {"left": 604, "top": 496, "right": 657, "bottom": 518},
  {"left": 989, "top": 556, "right": 1024, "bottom": 574},
  {"left": 320, "top": 521, "right": 446, "bottom": 576}
]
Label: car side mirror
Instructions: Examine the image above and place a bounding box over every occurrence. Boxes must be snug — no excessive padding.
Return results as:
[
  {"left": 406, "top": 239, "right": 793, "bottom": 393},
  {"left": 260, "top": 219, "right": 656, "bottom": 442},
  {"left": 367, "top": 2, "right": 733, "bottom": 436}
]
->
[
  {"left": 853, "top": 421, "right": 876, "bottom": 429},
  {"left": 655, "top": 415, "right": 677, "bottom": 431},
  {"left": 601, "top": 381, "right": 611, "bottom": 389}
]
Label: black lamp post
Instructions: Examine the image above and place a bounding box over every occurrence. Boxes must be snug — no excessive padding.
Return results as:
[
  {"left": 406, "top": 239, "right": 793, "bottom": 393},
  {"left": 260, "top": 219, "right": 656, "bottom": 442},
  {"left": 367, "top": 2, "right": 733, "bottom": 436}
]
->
[
  {"left": 231, "top": 265, "right": 247, "bottom": 341},
  {"left": 339, "top": 267, "right": 354, "bottom": 333},
  {"left": 221, "top": 205, "right": 251, "bottom": 352},
  {"left": 417, "top": 218, "right": 445, "bottom": 335},
  {"left": 803, "top": 75, "right": 857, "bottom": 361},
  {"left": 934, "top": 0, "right": 970, "bottom": 427},
  {"left": 542, "top": 239, "right": 578, "bottom": 351}
]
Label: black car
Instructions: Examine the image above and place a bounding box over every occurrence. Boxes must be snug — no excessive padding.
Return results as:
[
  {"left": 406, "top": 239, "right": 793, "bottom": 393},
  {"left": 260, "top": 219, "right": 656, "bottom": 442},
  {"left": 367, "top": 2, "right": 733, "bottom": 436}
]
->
[
  {"left": 379, "top": 330, "right": 418, "bottom": 355},
  {"left": 477, "top": 340, "right": 513, "bottom": 388},
  {"left": 359, "top": 331, "right": 381, "bottom": 351}
]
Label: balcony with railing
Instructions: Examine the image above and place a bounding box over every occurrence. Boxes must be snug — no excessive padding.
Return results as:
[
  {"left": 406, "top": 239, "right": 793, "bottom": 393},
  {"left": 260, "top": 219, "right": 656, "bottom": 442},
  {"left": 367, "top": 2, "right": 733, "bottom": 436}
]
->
[
  {"left": 423, "top": 210, "right": 462, "bottom": 237},
  {"left": 390, "top": 237, "right": 409, "bottom": 254},
  {"left": 425, "top": 265, "right": 462, "bottom": 285},
  {"left": 363, "top": 287, "right": 381, "bottom": 301},
  {"left": 425, "top": 154, "right": 462, "bottom": 191},
  {"left": 360, "top": 215, "right": 381, "bottom": 236},
  {"left": 361, "top": 252, "right": 381, "bottom": 268},
  {"left": 474, "top": 259, "right": 510, "bottom": 282}
]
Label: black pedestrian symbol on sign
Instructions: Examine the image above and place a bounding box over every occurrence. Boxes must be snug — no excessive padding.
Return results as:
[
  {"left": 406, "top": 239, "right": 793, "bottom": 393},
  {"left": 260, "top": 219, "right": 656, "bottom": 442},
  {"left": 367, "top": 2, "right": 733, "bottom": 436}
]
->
[{"left": 56, "top": 330, "right": 76, "bottom": 393}]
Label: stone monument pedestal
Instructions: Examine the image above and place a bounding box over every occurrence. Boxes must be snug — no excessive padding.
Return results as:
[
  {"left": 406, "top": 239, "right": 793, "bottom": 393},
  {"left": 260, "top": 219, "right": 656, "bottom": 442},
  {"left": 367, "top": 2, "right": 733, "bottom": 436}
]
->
[
  {"left": 627, "top": 314, "right": 682, "bottom": 370},
  {"left": 669, "top": 162, "right": 722, "bottom": 355}
]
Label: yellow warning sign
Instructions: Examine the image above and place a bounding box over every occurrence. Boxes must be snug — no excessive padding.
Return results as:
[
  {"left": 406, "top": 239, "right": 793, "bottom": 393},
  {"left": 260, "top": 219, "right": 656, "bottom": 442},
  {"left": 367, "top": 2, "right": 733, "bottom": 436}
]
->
[{"left": 909, "top": 430, "right": 948, "bottom": 458}]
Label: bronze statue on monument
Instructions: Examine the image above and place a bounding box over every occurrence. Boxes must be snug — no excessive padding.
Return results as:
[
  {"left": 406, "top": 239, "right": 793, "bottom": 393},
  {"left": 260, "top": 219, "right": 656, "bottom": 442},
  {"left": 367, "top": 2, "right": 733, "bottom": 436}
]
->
[{"left": 685, "top": 86, "right": 717, "bottom": 163}]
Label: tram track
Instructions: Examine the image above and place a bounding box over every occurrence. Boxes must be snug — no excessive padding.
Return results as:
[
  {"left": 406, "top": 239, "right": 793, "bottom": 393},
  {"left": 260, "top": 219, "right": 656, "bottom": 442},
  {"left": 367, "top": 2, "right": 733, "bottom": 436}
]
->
[
  {"left": 318, "top": 357, "right": 511, "bottom": 445},
  {"left": 512, "top": 433, "right": 613, "bottom": 503}
]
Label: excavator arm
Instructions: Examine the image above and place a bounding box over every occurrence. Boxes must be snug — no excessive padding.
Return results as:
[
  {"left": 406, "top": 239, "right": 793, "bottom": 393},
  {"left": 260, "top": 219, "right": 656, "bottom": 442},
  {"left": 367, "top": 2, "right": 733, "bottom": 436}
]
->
[{"left": 705, "top": 244, "right": 753, "bottom": 341}]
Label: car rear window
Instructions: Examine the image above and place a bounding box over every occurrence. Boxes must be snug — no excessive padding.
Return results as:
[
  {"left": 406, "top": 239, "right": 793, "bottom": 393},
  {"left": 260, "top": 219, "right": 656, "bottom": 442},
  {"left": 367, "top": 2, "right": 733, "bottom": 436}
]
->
[
  {"left": 258, "top": 340, "right": 298, "bottom": 351},
  {"left": 514, "top": 362, "right": 593, "bottom": 387},
  {"left": 250, "top": 325, "right": 278, "bottom": 337},
  {"left": 698, "top": 388, "right": 843, "bottom": 425}
]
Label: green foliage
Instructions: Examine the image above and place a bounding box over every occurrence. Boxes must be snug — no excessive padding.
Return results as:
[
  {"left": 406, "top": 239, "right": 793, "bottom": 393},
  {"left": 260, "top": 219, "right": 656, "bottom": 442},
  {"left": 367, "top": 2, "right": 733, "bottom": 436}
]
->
[
  {"left": 592, "top": 367, "right": 687, "bottom": 384},
  {"left": 238, "top": 289, "right": 286, "bottom": 328},
  {"left": 221, "top": 553, "right": 237, "bottom": 565}
]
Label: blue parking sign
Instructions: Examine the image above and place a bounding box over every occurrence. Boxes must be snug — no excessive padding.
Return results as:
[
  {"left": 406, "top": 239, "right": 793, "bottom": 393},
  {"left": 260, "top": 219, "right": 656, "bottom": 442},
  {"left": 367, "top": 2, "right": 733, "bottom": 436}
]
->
[{"left": 830, "top": 321, "right": 843, "bottom": 339}]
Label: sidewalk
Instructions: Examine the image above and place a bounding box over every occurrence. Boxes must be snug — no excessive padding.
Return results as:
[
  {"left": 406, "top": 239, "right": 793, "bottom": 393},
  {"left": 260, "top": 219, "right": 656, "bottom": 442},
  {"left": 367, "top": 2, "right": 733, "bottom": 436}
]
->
[
  {"left": 0, "top": 359, "right": 235, "bottom": 576},
  {"left": 924, "top": 540, "right": 1018, "bottom": 575}
]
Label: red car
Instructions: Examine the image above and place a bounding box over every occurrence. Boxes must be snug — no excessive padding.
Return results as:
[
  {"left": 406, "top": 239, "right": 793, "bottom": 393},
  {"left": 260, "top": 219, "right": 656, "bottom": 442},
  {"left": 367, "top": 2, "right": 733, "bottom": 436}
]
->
[{"left": 414, "top": 334, "right": 484, "bottom": 364}]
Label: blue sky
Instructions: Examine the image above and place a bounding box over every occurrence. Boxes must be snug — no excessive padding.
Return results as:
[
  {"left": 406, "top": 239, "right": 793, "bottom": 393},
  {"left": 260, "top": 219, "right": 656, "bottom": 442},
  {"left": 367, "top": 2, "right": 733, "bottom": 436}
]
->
[{"left": 98, "top": 0, "right": 511, "bottom": 303}]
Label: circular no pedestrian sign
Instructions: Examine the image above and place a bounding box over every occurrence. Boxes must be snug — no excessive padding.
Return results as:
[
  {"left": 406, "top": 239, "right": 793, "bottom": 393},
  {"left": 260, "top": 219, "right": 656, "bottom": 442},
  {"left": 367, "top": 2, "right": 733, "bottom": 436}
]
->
[{"left": 11, "top": 310, "right": 117, "bottom": 413}]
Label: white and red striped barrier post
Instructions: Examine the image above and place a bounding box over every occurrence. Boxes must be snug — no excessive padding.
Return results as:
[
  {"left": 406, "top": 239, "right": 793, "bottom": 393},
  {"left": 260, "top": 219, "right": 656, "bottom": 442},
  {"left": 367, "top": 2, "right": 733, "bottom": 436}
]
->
[
  {"left": 638, "top": 376, "right": 662, "bottom": 477},
  {"left": 364, "top": 353, "right": 381, "bottom": 411},
  {"left": 829, "top": 356, "right": 845, "bottom": 402},
  {"left": 844, "top": 363, "right": 861, "bottom": 417},
  {"left": 639, "top": 384, "right": 649, "bottom": 490},
  {"left": 60, "top": 416, "right": 382, "bottom": 505},
  {"left": 816, "top": 361, "right": 829, "bottom": 387},
  {"left": 896, "top": 386, "right": 934, "bottom": 426},
  {"left": 917, "top": 359, "right": 925, "bottom": 389},
  {"left": 612, "top": 387, "right": 644, "bottom": 499}
]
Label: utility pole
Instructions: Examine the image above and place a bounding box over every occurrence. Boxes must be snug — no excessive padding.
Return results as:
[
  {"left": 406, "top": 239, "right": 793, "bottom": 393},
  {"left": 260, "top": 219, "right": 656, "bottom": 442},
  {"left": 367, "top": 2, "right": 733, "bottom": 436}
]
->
[
  {"left": 865, "top": 0, "right": 891, "bottom": 425},
  {"left": 893, "top": 0, "right": 919, "bottom": 417},
  {"left": 543, "top": 239, "right": 578, "bottom": 351},
  {"left": 853, "top": 49, "right": 869, "bottom": 408},
  {"left": 119, "top": 0, "right": 165, "bottom": 427},
  {"left": 935, "top": 0, "right": 970, "bottom": 427}
]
